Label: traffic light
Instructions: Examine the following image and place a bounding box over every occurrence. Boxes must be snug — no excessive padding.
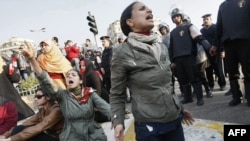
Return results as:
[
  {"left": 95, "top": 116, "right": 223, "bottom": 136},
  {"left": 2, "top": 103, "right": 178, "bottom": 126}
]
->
[{"left": 86, "top": 14, "right": 98, "bottom": 35}]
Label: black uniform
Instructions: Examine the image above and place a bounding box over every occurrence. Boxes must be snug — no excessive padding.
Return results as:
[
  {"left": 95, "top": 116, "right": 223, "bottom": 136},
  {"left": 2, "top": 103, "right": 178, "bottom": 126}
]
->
[
  {"left": 201, "top": 23, "right": 226, "bottom": 90},
  {"left": 169, "top": 24, "right": 204, "bottom": 106},
  {"left": 216, "top": 0, "right": 250, "bottom": 106},
  {"left": 101, "top": 47, "right": 113, "bottom": 93}
]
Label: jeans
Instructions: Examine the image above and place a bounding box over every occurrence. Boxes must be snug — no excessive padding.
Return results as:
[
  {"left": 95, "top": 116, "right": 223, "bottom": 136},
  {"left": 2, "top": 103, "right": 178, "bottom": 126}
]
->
[{"left": 134, "top": 114, "right": 185, "bottom": 141}]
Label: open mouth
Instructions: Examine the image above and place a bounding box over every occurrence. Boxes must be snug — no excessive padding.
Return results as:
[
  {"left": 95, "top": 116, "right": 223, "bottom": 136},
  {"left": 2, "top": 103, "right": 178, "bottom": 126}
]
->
[
  {"left": 146, "top": 14, "right": 153, "bottom": 20},
  {"left": 68, "top": 80, "right": 74, "bottom": 84}
]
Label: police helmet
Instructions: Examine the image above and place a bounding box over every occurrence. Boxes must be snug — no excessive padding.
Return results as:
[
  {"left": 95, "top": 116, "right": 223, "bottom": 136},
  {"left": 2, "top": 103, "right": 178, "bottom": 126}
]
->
[
  {"left": 183, "top": 14, "right": 191, "bottom": 24},
  {"left": 158, "top": 22, "right": 170, "bottom": 32},
  {"left": 170, "top": 8, "right": 184, "bottom": 19}
]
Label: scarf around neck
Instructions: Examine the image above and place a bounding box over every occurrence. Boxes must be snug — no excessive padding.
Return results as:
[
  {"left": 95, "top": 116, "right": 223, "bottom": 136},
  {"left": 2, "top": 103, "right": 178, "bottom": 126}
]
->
[
  {"left": 127, "top": 32, "right": 162, "bottom": 63},
  {"left": 70, "top": 86, "right": 93, "bottom": 104}
]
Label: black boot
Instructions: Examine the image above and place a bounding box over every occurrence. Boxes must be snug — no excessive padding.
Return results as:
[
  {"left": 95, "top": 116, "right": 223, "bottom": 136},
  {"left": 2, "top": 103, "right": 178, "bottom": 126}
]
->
[
  {"left": 244, "top": 81, "right": 250, "bottom": 107},
  {"left": 204, "top": 84, "right": 213, "bottom": 98},
  {"left": 181, "top": 84, "right": 193, "bottom": 104},
  {"left": 193, "top": 82, "right": 204, "bottom": 106},
  {"left": 229, "top": 79, "right": 242, "bottom": 106}
]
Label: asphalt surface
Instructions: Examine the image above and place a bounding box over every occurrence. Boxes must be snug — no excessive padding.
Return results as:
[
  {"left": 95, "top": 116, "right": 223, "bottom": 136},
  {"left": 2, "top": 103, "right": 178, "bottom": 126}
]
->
[
  {"left": 126, "top": 77, "right": 250, "bottom": 125},
  {"left": 181, "top": 80, "right": 250, "bottom": 125}
]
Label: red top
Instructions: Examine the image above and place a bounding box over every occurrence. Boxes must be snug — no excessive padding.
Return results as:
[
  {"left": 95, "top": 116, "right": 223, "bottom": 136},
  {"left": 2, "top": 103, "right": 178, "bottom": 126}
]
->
[
  {"left": 65, "top": 45, "right": 80, "bottom": 61},
  {"left": 0, "top": 101, "right": 18, "bottom": 134}
]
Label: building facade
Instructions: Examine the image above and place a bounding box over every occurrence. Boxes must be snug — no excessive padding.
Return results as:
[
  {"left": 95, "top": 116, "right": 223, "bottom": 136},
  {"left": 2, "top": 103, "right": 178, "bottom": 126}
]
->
[{"left": 106, "top": 18, "right": 162, "bottom": 46}]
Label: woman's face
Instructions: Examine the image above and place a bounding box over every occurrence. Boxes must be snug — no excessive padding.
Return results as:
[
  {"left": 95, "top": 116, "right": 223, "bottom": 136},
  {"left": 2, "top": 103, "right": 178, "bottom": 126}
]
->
[
  {"left": 34, "top": 90, "right": 49, "bottom": 106},
  {"left": 65, "top": 70, "right": 82, "bottom": 89},
  {"left": 127, "top": 2, "right": 154, "bottom": 33},
  {"left": 40, "top": 42, "right": 51, "bottom": 53},
  {"left": 40, "top": 42, "right": 52, "bottom": 53}
]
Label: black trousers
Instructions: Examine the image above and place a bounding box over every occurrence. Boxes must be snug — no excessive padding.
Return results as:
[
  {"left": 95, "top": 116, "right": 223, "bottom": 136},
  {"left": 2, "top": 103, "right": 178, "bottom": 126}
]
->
[
  {"left": 175, "top": 55, "right": 200, "bottom": 85},
  {"left": 205, "top": 54, "right": 226, "bottom": 88},
  {"left": 224, "top": 39, "right": 250, "bottom": 81},
  {"left": 103, "top": 69, "right": 111, "bottom": 93},
  {"left": 11, "top": 125, "right": 58, "bottom": 141},
  {"left": 224, "top": 39, "right": 250, "bottom": 100}
]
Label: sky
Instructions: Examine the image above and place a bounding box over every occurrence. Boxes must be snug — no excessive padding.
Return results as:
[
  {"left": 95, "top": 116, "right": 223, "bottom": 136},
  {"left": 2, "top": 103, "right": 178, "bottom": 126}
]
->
[{"left": 0, "top": 0, "right": 224, "bottom": 47}]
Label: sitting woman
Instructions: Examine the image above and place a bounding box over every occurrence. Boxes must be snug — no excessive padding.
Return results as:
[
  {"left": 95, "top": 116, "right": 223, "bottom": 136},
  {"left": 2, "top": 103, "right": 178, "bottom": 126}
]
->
[
  {"left": 21, "top": 41, "right": 112, "bottom": 141},
  {"left": 0, "top": 88, "right": 64, "bottom": 141}
]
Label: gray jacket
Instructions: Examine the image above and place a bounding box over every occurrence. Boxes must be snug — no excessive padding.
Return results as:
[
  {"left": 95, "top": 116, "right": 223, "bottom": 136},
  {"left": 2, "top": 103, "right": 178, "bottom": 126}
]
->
[
  {"left": 110, "top": 42, "right": 182, "bottom": 127},
  {"left": 37, "top": 71, "right": 111, "bottom": 141}
]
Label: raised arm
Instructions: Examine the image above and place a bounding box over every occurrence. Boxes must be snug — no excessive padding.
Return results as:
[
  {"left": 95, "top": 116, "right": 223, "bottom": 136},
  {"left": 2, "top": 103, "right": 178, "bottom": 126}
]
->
[
  {"left": 21, "top": 41, "right": 42, "bottom": 76},
  {"left": 21, "top": 41, "right": 59, "bottom": 95}
]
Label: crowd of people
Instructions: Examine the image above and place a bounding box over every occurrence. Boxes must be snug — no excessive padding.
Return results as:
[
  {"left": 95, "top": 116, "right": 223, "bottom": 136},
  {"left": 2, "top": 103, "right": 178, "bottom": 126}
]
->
[{"left": 0, "top": 0, "right": 249, "bottom": 141}]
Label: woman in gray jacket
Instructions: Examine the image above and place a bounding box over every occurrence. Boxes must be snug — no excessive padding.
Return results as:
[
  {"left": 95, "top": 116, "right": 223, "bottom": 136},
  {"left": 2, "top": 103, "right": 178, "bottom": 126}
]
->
[
  {"left": 110, "top": 1, "right": 194, "bottom": 141},
  {"left": 20, "top": 41, "right": 111, "bottom": 141}
]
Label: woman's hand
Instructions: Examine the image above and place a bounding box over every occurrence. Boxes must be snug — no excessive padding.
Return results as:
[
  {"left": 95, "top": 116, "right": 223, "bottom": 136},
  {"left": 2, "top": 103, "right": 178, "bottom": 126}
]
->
[
  {"left": 20, "top": 41, "right": 35, "bottom": 59},
  {"left": 182, "top": 109, "right": 195, "bottom": 126},
  {"left": 111, "top": 124, "right": 124, "bottom": 141}
]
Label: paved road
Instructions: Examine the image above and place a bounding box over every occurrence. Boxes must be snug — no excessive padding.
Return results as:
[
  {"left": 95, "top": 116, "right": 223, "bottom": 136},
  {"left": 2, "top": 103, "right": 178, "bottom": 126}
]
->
[{"left": 181, "top": 79, "right": 250, "bottom": 125}]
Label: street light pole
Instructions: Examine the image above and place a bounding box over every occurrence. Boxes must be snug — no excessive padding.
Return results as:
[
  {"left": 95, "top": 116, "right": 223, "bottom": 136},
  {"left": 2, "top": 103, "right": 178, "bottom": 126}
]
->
[{"left": 30, "top": 27, "right": 46, "bottom": 32}]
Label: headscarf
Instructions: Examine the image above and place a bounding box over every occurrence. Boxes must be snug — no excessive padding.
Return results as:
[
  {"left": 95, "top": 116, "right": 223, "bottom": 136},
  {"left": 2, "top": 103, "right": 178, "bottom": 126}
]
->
[{"left": 37, "top": 39, "right": 72, "bottom": 73}]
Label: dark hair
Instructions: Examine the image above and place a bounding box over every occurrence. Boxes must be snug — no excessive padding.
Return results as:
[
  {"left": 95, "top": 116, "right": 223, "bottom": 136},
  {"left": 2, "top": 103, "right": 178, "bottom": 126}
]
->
[
  {"left": 67, "top": 68, "right": 83, "bottom": 80},
  {"left": 120, "top": 1, "right": 139, "bottom": 36},
  {"left": 86, "top": 39, "right": 91, "bottom": 42},
  {"left": 35, "top": 88, "right": 57, "bottom": 105},
  {"left": 64, "top": 40, "right": 72, "bottom": 46},
  {"left": 52, "top": 36, "right": 59, "bottom": 43}
]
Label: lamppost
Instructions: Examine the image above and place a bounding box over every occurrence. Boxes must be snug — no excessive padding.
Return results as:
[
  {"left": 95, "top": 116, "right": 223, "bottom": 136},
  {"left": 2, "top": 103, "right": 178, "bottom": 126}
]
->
[{"left": 30, "top": 27, "right": 46, "bottom": 32}]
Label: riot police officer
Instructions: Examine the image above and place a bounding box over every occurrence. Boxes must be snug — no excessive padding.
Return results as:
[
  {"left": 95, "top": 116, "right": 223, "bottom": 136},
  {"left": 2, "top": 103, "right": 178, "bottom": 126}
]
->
[
  {"left": 169, "top": 8, "right": 216, "bottom": 106},
  {"left": 215, "top": 0, "right": 250, "bottom": 106}
]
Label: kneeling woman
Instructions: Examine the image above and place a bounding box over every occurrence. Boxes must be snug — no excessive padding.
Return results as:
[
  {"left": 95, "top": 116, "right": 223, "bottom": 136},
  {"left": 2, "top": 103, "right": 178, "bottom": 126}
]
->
[{"left": 21, "top": 42, "right": 112, "bottom": 141}]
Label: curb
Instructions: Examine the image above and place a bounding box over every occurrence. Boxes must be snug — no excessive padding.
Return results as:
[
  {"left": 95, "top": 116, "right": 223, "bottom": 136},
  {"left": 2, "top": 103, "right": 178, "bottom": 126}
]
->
[{"left": 102, "top": 114, "right": 232, "bottom": 141}]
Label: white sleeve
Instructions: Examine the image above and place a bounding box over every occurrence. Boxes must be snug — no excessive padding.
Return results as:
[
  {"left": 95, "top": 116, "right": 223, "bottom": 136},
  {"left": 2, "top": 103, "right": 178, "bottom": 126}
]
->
[{"left": 189, "top": 25, "right": 202, "bottom": 39}]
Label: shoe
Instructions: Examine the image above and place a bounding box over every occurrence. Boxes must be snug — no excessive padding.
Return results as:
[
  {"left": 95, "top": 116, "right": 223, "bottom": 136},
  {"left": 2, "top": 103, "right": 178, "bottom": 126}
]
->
[
  {"left": 206, "top": 91, "right": 213, "bottom": 98},
  {"left": 229, "top": 99, "right": 241, "bottom": 106},
  {"left": 197, "top": 99, "right": 204, "bottom": 106}
]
